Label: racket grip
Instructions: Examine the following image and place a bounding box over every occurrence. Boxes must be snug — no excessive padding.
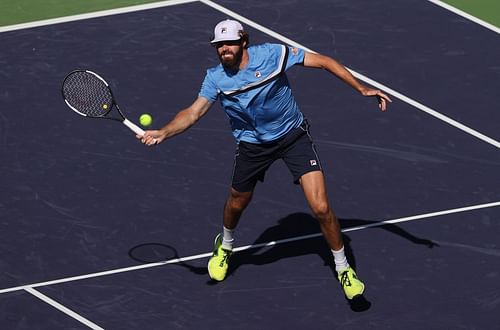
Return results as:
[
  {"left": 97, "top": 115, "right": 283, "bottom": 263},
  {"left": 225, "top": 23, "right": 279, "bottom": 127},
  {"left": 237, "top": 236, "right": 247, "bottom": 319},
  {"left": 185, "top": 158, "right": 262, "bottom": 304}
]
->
[{"left": 123, "top": 118, "right": 145, "bottom": 136}]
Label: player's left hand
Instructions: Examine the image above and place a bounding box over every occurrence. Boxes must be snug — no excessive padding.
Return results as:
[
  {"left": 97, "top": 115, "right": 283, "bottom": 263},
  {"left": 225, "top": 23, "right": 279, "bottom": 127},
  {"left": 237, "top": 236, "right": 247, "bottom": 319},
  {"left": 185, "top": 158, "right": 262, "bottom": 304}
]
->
[{"left": 361, "top": 88, "right": 392, "bottom": 111}]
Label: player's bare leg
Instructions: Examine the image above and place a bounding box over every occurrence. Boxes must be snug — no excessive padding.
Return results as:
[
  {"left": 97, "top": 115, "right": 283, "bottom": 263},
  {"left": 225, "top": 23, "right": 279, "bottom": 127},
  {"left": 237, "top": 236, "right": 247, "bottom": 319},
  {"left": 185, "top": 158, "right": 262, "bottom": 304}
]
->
[
  {"left": 223, "top": 188, "right": 253, "bottom": 230},
  {"left": 300, "top": 171, "right": 365, "bottom": 299},
  {"left": 299, "top": 171, "right": 343, "bottom": 250}
]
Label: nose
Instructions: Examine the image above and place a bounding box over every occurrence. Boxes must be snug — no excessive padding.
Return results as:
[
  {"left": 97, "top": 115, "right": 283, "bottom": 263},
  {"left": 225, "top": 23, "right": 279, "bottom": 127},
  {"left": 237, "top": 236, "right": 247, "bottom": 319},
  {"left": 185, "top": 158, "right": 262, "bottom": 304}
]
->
[{"left": 219, "top": 45, "right": 232, "bottom": 55}]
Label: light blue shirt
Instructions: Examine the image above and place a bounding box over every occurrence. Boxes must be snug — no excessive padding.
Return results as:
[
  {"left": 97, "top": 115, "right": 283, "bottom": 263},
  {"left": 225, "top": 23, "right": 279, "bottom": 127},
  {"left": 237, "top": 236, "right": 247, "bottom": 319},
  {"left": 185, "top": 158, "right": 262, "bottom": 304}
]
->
[{"left": 199, "top": 43, "right": 305, "bottom": 143}]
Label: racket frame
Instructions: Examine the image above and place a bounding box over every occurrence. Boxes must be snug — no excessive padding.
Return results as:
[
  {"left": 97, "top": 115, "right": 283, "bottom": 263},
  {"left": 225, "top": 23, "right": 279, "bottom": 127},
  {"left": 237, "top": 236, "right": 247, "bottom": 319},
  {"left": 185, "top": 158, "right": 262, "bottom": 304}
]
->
[{"left": 62, "top": 69, "right": 145, "bottom": 136}]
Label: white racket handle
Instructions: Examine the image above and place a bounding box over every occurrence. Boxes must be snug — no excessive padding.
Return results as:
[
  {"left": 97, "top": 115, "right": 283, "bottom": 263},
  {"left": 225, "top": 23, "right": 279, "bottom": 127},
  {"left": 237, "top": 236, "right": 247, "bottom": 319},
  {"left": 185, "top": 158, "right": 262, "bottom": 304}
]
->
[{"left": 123, "top": 118, "right": 145, "bottom": 136}]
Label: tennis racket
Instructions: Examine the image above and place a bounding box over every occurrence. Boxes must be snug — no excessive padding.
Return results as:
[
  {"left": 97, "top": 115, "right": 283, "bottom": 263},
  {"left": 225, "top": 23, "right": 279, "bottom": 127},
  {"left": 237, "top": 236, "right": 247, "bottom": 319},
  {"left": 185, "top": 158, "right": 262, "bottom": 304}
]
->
[{"left": 61, "top": 69, "right": 145, "bottom": 137}]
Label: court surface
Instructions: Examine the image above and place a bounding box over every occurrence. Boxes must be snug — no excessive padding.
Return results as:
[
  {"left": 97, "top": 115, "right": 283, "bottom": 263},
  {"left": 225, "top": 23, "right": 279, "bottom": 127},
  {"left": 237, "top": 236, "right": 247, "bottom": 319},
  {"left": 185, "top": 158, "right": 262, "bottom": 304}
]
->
[{"left": 1, "top": 0, "right": 499, "bottom": 329}]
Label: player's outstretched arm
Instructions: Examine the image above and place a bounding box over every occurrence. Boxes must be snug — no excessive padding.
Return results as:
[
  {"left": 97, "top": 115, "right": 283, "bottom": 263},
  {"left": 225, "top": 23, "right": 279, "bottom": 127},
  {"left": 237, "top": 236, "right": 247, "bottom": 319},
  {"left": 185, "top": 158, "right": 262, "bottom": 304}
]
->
[
  {"left": 138, "top": 96, "right": 213, "bottom": 146},
  {"left": 303, "top": 52, "right": 392, "bottom": 111}
]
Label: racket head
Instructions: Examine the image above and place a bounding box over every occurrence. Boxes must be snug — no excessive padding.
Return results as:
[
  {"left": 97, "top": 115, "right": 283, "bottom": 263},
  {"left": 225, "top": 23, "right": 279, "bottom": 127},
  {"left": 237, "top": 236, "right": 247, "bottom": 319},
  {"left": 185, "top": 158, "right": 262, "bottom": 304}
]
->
[{"left": 62, "top": 70, "right": 115, "bottom": 118}]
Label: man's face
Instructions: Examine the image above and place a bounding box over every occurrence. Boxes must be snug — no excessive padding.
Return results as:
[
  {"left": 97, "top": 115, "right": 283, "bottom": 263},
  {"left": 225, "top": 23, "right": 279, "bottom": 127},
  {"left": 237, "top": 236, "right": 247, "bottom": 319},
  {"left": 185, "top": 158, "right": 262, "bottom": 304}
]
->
[{"left": 214, "top": 40, "right": 244, "bottom": 69}]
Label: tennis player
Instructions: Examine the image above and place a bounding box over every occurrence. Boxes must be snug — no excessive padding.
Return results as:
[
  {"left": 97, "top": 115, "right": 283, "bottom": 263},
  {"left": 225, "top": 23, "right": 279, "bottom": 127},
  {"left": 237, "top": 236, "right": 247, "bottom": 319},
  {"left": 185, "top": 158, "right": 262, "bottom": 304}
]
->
[{"left": 139, "top": 19, "right": 391, "bottom": 300}]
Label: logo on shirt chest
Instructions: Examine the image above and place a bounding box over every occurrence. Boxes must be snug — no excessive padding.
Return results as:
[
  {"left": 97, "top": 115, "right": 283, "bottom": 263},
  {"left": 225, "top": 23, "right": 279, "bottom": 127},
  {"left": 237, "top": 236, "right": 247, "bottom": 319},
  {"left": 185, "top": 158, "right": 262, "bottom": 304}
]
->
[{"left": 255, "top": 71, "right": 262, "bottom": 78}]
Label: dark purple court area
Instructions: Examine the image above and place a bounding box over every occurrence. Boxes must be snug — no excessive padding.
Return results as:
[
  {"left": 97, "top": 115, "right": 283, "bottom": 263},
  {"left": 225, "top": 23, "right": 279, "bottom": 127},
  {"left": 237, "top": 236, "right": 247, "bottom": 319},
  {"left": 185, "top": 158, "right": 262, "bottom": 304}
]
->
[{"left": 0, "top": 0, "right": 499, "bottom": 329}]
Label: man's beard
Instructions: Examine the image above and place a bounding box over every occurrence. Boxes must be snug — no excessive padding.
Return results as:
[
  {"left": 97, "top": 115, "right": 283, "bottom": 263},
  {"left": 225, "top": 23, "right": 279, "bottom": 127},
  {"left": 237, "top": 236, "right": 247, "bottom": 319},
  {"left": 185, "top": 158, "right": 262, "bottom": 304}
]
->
[{"left": 219, "top": 47, "right": 243, "bottom": 69}]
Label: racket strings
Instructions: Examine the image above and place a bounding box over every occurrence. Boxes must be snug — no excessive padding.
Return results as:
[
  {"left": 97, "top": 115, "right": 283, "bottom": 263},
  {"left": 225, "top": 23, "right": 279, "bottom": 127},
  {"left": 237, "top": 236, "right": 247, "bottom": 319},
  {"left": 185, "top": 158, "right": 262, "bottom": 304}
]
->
[{"left": 63, "top": 71, "right": 113, "bottom": 117}]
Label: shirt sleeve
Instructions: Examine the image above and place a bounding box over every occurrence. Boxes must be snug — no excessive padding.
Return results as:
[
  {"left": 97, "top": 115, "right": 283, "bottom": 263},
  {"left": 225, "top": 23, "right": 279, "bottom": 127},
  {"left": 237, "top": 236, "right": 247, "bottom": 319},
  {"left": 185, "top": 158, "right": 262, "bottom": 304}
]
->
[
  {"left": 198, "top": 70, "right": 219, "bottom": 103},
  {"left": 284, "top": 45, "right": 305, "bottom": 70}
]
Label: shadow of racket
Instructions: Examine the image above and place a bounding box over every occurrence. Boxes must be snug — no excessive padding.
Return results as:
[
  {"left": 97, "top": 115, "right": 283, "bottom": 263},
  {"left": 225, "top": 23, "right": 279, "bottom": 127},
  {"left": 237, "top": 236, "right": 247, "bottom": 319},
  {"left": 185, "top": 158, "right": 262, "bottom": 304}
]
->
[{"left": 128, "top": 243, "right": 207, "bottom": 275}]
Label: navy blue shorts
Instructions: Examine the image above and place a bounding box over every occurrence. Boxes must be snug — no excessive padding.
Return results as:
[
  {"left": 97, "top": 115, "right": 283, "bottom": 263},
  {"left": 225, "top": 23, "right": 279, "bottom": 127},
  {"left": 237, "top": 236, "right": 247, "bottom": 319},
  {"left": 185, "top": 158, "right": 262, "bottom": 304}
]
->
[{"left": 231, "top": 120, "right": 322, "bottom": 192}]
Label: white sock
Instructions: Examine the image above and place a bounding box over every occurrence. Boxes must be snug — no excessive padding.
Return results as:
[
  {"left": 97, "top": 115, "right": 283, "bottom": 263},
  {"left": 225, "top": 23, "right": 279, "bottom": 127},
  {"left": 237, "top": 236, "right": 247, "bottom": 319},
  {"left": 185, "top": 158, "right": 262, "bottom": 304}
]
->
[
  {"left": 222, "top": 226, "right": 234, "bottom": 250},
  {"left": 331, "top": 246, "right": 349, "bottom": 272}
]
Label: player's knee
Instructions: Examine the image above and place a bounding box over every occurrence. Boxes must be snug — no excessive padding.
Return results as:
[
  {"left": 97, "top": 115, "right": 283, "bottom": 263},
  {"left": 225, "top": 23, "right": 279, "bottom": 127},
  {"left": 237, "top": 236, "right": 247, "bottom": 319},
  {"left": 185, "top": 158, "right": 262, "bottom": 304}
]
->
[
  {"left": 311, "top": 200, "right": 330, "bottom": 220},
  {"left": 227, "top": 189, "right": 253, "bottom": 212}
]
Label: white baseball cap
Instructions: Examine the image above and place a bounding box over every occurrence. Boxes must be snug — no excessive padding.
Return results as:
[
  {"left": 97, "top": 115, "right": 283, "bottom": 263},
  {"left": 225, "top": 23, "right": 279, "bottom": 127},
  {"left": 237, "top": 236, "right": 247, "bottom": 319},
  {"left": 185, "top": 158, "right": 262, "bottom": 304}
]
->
[{"left": 210, "top": 19, "right": 244, "bottom": 44}]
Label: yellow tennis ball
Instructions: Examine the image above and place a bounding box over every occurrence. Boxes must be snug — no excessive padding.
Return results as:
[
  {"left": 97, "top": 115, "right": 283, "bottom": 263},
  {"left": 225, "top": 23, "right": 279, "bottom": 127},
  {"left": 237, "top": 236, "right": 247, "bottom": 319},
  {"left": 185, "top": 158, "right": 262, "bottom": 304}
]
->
[
  {"left": 102, "top": 104, "right": 108, "bottom": 110},
  {"left": 139, "top": 113, "right": 153, "bottom": 127}
]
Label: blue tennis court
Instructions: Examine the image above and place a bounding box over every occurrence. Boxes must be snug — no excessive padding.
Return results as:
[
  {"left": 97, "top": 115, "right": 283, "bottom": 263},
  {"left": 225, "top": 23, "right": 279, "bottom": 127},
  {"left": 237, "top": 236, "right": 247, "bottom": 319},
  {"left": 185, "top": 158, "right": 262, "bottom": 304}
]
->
[{"left": 1, "top": 0, "right": 499, "bottom": 329}]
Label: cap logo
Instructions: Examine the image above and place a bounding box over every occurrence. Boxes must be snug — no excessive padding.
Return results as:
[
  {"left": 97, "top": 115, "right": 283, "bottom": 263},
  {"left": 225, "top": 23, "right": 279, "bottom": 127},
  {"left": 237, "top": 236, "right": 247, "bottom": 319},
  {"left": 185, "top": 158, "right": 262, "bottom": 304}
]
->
[{"left": 221, "top": 27, "right": 227, "bottom": 34}]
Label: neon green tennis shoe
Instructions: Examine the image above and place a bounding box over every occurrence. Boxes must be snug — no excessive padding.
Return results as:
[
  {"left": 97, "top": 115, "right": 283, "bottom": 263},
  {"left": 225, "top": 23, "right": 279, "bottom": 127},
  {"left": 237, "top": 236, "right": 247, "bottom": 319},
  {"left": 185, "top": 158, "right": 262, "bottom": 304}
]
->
[
  {"left": 338, "top": 267, "right": 365, "bottom": 300},
  {"left": 208, "top": 233, "right": 232, "bottom": 281}
]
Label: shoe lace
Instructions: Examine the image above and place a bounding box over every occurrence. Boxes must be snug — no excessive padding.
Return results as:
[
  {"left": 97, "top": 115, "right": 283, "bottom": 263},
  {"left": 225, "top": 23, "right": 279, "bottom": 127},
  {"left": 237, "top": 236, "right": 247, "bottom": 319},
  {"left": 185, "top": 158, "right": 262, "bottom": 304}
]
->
[
  {"left": 219, "top": 250, "right": 231, "bottom": 267},
  {"left": 339, "top": 270, "right": 352, "bottom": 288}
]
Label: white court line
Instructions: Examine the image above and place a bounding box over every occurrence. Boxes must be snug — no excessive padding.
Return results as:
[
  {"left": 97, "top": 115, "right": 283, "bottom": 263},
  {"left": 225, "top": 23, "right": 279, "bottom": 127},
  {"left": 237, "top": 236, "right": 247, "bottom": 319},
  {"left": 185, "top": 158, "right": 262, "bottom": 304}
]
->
[
  {"left": 427, "top": 0, "right": 500, "bottom": 34},
  {"left": 199, "top": 0, "right": 500, "bottom": 149},
  {"left": 0, "top": 251, "right": 209, "bottom": 294},
  {"left": 233, "top": 200, "right": 500, "bottom": 251},
  {"left": 25, "top": 287, "right": 104, "bottom": 330},
  {"left": 0, "top": 0, "right": 198, "bottom": 33},
  {"left": 1, "top": 200, "right": 499, "bottom": 295}
]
